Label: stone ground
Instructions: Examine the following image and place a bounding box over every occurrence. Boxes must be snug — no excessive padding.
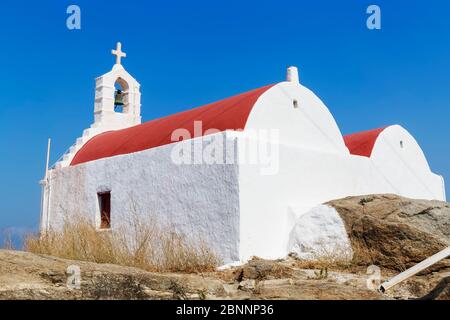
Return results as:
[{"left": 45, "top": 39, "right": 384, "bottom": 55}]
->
[{"left": 0, "top": 250, "right": 448, "bottom": 300}]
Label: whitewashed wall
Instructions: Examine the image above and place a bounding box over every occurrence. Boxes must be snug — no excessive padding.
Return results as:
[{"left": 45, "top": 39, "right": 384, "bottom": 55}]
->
[
  {"left": 237, "top": 82, "right": 445, "bottom": 261},
  {"left": 44, "top": 80, "right": 445, "bottom": 264},
  {"left": 45, "top": 132, "right": 242, "bottom": 263},
  {"left": 370, "top": 125, "right": 445, "bottom": 200}
]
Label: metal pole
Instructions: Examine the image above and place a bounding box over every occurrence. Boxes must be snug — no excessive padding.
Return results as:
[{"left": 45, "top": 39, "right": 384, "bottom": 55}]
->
[
  {"left": 379, "top": 246, "right": 450, "bottom": 292},
  {"left": 39, "top": 138, "right": 51, "bottom": 234},
  {"left": 45, "top": 138, "right": 51, "bottom": 179}
]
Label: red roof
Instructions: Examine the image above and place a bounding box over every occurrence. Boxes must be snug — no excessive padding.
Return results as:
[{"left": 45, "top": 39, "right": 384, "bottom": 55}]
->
[
  {"left": 343, "top": 127, "right": 387, "bottom": 157},
  {"left": 71, "top": 84, "right": 274, "bottom": 166}
]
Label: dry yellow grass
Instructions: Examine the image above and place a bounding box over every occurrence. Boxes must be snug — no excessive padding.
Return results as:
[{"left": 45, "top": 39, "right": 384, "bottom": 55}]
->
[
  {"left": 291, "top": 240, "right": 354, "bottom": 271},
  {"left": 24, "top": 213, "right": 220, "bottom": 273}
]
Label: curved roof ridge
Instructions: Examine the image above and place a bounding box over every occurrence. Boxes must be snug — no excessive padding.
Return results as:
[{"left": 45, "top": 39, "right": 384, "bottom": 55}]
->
[{"left": 343, "top": 127, "right": 388, "bottom": 157}]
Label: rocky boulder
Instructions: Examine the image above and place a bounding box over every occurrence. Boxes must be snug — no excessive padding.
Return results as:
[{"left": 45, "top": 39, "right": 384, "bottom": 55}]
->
[{"left": 328, "top": 194, "right": 450, "bottom": 272}]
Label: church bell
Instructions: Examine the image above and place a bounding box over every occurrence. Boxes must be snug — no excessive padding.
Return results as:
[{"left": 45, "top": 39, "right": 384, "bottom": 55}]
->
[{"left": 114, "top": 89, "right": 125, "bottom": 107}]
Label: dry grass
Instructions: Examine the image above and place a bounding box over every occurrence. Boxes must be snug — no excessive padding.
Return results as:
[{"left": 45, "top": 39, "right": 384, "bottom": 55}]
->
[
  {"left": 294, "top": 256, "right": 353, "bottom": 273},
  {"left": 290, "top": 240, "right": 355, "bottom": 272},
  {"left": 24, "top": 213, "right": 220, "bottom": 273}
]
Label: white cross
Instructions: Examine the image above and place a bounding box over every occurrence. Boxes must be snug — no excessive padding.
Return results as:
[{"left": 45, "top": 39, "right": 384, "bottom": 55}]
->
[{"left": 112, "top": 42, "right": 127, "bottom": 65}]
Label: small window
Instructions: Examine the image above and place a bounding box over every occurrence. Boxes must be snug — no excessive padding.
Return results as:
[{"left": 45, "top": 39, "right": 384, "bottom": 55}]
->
[
  {"left": 98, "top": 192, "right": 111, "bottom": 229},
  {"left": 293, "top": 99, "right": 299, "bottom": 109},
  {"left": 400, "top": 140, "right": 404, "bottom": 149}
]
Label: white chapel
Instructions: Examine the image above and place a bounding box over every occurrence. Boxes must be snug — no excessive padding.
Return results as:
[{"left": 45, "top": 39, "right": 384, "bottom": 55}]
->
[{"left": 40, "top": 43, "right": 446, "bottom": 263}]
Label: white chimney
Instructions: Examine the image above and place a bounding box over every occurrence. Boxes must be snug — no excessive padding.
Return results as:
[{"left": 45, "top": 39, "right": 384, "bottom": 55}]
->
[{"left": 286, "top": 66, "right": 299, "bottom": 84}]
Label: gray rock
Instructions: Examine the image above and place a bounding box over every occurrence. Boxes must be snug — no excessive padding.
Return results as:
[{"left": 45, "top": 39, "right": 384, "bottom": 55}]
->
[{"left": 328, "top": 194, "right": 450, "bottom": 272}]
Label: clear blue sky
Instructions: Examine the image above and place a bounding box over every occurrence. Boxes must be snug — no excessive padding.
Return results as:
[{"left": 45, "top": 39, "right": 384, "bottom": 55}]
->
[{"left": 0, "top": 0, "right": 449, "bottom": 240}]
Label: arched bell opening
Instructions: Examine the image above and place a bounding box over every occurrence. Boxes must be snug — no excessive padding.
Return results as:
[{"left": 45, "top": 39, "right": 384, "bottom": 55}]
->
[{"left": 114, "top": 77, "right": 130, "bottom": 114}]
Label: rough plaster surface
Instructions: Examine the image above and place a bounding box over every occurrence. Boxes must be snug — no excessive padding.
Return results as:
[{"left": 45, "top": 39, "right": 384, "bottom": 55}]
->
[
  {"left": 287, "top": 205, "right": 353, "bottom": 260},
  {"left": 45, "top": 132, "right": 241, "bottom": 263}
]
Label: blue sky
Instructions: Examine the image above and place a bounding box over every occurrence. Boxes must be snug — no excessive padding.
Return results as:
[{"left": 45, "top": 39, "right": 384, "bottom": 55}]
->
[{"left": 0, "top": 0, "right": 449, "bottom": 241}]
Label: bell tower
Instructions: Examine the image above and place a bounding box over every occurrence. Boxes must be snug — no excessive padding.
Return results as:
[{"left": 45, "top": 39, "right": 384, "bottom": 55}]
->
[
  {"left": 93, "top": 42, "right": 142, "bottom": 130},
  {"left": 54, "top": 42, "right": 142, "bottom": 168}
]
